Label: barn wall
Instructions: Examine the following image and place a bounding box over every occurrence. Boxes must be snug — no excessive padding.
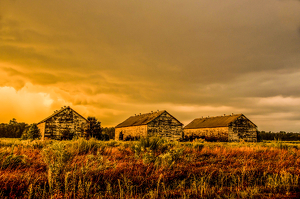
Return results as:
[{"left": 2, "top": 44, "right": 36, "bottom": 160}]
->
[
  {"left": 228, "top": 116, "right": 257, "bottom": 142},
  {"left": 184, "top": 127, "right": 229, "bottom": 141},
  {"left": 115, "top": 125, "right": 148, "bottom": 141},
  {"left": 43, "top": 108, "right": 88, "bottom": 139},
  {"left": 37, "top": 122, "right": 46, "bottom": 140},
  {"left": 147, "top": 112, "right": 182, "bottom": 140}
]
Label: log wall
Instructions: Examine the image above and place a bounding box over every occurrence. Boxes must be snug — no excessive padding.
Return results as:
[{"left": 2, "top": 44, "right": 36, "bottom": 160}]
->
[
  {"left": 184, "top": 127, "right": 228, "bottom": 141},
  {"left": 40, "top": 108, "right": 88, "bottom": 140},
  {"left": 228, "top": 115, "right": 257, "bottom": 142},
  {"left": 147, "top": 112, "right": 182, "bottom": 140},
  {"left": 115, "top": 125, "right": 148, "bottom": 141}
]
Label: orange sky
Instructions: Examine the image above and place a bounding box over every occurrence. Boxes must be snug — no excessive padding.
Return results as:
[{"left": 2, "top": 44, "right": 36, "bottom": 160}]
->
[{"left": 1, "top": 0, "right": 300, "bottom": 131}]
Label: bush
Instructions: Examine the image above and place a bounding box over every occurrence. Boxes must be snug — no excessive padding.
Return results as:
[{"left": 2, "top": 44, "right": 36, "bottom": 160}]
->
[
  {"left": 193, "top": 143, "right": 204, "bottom": 151},
  {"left": 69, "top": 138, "right": 101, "bottom": 155},
  {"left": 139, "top": 136, "right": 166, "bottom": 151},
  {"left": 131, "top": 136, "right": 168, "bottom": 155},
  {"left": 124, "top": 135, "right": 140, "bottom": 141},
  {"left": 0, "top": 146, "right": 27, "bottom": 169},
  {"left": 42, "top": 142, "right": 74, "bottom": 194},
  {"left": 101, "top": 133, "right": 110, "bottom": 141},
  {"left": 154, "top": 148, "right": 184, "bottom": 168},
  {"left": 21, "top": 123, "right": 40, "bottom": 140}
]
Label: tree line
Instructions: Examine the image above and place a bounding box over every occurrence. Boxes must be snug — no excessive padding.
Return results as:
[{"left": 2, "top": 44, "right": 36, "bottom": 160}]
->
[
  {"left": 257, "top": 131, "right": 300, "bottom": 141},
  {"left": 0, "top": 118, "right": 115, "bottom": 140},
  {"left": 0, "top": 118, "right": 28, "bottom": 138}
]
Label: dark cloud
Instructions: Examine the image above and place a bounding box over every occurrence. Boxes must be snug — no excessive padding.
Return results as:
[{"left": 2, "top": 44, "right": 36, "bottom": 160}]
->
[{"left": 0, "top": 0, "right": 300, "bottom": 130}]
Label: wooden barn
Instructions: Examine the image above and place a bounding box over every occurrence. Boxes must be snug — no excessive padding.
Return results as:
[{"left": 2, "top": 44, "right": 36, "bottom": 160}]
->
[
  {"left": 115, "top": 110, "right": 183, "bottom": 141},
  {"left": 37, "top": 106, "right": 89, "bottom": 140},
  {"left": 183, "top": 114, "right": 257, "bottom": 142}
]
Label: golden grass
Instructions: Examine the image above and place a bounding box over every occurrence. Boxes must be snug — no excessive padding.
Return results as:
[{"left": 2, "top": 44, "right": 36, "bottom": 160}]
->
[{"left": 0, "top": 138, "right": 299, "bottom": 198}]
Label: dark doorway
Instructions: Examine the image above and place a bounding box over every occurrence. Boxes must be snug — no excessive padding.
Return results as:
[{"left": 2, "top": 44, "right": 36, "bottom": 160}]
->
[{"left": 119, "top": 131, "right": 123, "bottom": 140}]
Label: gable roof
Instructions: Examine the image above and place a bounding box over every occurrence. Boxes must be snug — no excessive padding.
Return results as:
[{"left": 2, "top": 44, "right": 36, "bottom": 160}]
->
[
  {"left": 115, "top": 110, "right": 182, "bottom": 128},
  {"left": 184, "top": 114, "right": 256, "bottom": 129},
  {"left": 37, "top": 106, "right": 88, "bottom": 124}
]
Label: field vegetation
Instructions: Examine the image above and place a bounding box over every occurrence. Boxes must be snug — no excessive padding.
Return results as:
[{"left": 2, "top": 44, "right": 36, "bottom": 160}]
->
[{"left": 0, "top": 137, "right": 299, "bottom": 198}]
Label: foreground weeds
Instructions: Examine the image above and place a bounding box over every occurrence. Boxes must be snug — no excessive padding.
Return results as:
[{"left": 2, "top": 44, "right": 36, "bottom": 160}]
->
[{"left": 0, "top": 138, "right": 299, "bottom": 198}]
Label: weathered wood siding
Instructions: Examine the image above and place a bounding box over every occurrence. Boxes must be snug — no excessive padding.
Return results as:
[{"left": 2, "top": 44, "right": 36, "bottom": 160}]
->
[
  {"left": 42, "top": 108, "right": 88, "bottom": 140},
  {"left": 115, "top": 125, "right": 148, "bottom": 141},
  {"left": 184, "top": 127, "right": 228, "bottom": 141},
  {"left": 37, "top": 122, "right": 46, "bottom": 140},
  {"left": 115, "top": 111, "right": 183, "bottom": 141},
  {"left": 147, "top": 112, "right": 182, "bottom": 140},
  {"left": 228, "top": 115, "right": 257, "bottom": 142},
  {"left": 183, "top": 115, "right": 257, "bottom": 142}
]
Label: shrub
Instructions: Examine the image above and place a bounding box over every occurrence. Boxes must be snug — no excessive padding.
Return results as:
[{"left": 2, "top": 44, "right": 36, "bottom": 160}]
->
[
  {"left": 193, "top": 143, "right": 204, "bottom": 151},
  {"left": 21, "top": 123, "right": 40, "bottom": 140},
  {"left": 124, "top": 135, "right": 140, "bottom": 141},
  {"left": 0, "top": 146, "right": 27, "bottom": 169},
  {"left": 70, "top": 138, "right": 101, "bottom": 155},
  {"left": 131, "top": 136, "right": 166, "bottom": 156},
  {"left": 139, "top": 136, "right": 166, "bottom": 151},
  {"left": 42, "top": 142, "right": 74, "bottom": 195},
  {"left": 154, "top": 148, "right": 184, "bottom": 168}
]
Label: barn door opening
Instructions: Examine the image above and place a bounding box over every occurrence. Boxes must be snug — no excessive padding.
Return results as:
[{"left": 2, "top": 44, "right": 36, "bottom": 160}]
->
[{"left": 119, "top": 131, "right": 123, "bottom": 141}]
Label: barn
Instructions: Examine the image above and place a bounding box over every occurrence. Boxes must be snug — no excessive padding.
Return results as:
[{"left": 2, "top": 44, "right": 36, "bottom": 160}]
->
[
  {"left": 115, "top": 110, "right": 183, "bottom": 141},
  {"left": 37, "top": 106, "right": 89, "bottom": 140},
  {"left": 183, "top": 114, "right": 257, "bottom": 142}
]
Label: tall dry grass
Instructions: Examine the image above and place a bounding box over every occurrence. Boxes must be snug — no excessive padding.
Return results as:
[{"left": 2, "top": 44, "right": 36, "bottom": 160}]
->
[{"left": 0, "top": 138, "right": 299, "bottom": 198}]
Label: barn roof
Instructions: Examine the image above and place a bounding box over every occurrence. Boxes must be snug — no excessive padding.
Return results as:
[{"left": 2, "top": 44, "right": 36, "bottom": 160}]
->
[
  {"left": 37, "top": 106, "right": 88, "bottom": 124},
  {"left": 184, "top": 114, "right": 256, "bottom": 129},
  {"left": 115, "top": 110, "right": 182, "bottom": 128}
]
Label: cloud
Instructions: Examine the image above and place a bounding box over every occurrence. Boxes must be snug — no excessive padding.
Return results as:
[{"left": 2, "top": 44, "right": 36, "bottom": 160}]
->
[
  {"left": 0, "top": 0, "right": 300, "bottom": 131},
  {"left": 0, "top": 86, "right": 54, "bottom": 123}
]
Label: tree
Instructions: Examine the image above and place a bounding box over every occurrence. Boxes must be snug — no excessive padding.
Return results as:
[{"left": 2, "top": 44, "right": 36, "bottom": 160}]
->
[
  {"left": 102, "top": 127, "right": 115, "bottom": 140},
  {"left": 9, "top": 118, "right": 17, "bottom": 125},
  {"left": 87, "top": 117, "right": 102, "bottom": 139},
  {"left": 0, "top": 119, "right": 28, "bottom": 138},
  {"left": 21, "top": 123, "right": 40, "bottom": 140}
]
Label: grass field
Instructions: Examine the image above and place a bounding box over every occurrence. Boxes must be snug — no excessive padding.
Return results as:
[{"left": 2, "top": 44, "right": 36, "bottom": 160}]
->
[{"left": 0, "top": 137, "right": 299, "bottom": 198}]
